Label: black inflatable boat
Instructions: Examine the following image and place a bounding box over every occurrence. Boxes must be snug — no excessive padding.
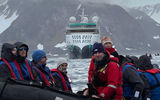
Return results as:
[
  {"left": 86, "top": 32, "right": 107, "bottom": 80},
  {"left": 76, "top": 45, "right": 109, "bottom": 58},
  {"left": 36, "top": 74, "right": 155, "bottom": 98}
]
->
[{"left": 0, "top": 79, "right": 99, "bottom": 100}]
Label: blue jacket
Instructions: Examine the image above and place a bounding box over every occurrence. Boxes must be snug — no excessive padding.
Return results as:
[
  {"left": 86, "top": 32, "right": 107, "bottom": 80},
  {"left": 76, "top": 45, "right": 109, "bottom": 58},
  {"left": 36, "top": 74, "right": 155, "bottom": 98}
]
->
[
  {"left": 32, "top": 63, "right": 54, "bottom": 86},
  {"left": 0, "top": 59, "right": 34, "bottom": 81},
  {"left": 122, "top": 64, "right": 136, "bottom": 98},
  {"left": 121, "top": 63, "right": 144, "bottom": 100},
  {"left": 141, "top": 69, "right": 160, "bottom": 100}
]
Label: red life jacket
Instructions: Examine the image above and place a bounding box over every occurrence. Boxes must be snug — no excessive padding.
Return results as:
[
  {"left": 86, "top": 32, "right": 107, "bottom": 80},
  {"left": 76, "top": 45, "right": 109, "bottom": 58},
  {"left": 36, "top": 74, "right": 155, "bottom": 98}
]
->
[
  {"left": 14, "top": 60, "right": 34, "bottom": 80},
  {"left": 90, "top": 57, "right": 122, "bottom": 100},
  {"left": 0, "top": 58, "right": 17, "bottom": 79},
  {"left": 120, "top": 62, "right": 134, "bottom": 70},
  {"left": 0, "top": 59, "right": 34, "bottom": 80},
  {"left": 88, "top": 49, "right": 111, "bottom": 83},
  {"left": 138, "top": 68, "right": 160, "bottom": 74},
  {"left": 36, "top": 67, "right": 55, "bottom": 86},
  {"left": 51, "top": 69, "right": 72, "bottom": 92}
]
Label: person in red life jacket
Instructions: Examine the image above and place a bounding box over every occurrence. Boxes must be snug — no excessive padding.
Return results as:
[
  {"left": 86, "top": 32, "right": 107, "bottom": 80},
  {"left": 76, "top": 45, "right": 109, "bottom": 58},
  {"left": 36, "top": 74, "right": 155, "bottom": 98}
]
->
[
  {"left": 0, "top": 43, "right": 17, "bottom": 80},
  {"left": 51, "top": 58, "right": 72, "bottom": 92},
  {"left": 101, "top": 37, "right": 119, "bottom": 58},
  {"left": 88, "top": 37, "right": 119, "bottom": 83},
  {"left": 84, "top": 42, "right": 122, "bottom": 100},
  {"left": 119, "top": 55, "right": 144, "bottom": 100},
  {"left": 13, "top": 42, "right": 35, "bottom": 81},
  {"left": 138, "top": 55, "right": 160, "bottom": 100},
  {"left": 31, "top": 49, "right": 55, "bottom": 87}
]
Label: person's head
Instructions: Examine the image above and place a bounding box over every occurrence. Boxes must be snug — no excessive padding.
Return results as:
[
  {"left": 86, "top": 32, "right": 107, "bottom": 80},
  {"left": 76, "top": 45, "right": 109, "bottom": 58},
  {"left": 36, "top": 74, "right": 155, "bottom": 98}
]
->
[
  {"left": 126, "top": 56, "right": 139, "bottom": 68},
  {"left": 32, "top": 50, "right": 47, "bottom": 66},
  {"left": 57, "top": 58, "right": 68, "bottom": 74},
  {"left": 14, "top": 42, "right": 28, "bottom": 58},
  {"left": 18, "top": 46, "right": 28, "bottom": 57},
  {"left": 1, "top": 43, "right": 17, "bottom": 62},
  {"left": 92, "top": 42, "right": 109, "bottom": 61},
  {"left": 152, "top": 64, "right": 159, "bottom": 69},
  {"left": 11, "top": 47, "right": 17, "bottom": 56},
  {"left": 101, "top": 37, "right": 113, "bottom": 49},
  {"left": 138, "top": 55, "right": 153, "bottom": 70}
]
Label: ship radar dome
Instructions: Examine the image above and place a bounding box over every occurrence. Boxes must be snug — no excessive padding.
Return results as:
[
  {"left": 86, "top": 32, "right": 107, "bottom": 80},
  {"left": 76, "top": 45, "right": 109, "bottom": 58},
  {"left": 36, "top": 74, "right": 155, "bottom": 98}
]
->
[
  {"left": 92, "top": 16, "right": 99, "bottom": 23},
  {"left": 81, "top": 17, "right": 88, "bottom": 23},
  {"left": 69, "top": 16, "right": 76, "bottom": 23}
]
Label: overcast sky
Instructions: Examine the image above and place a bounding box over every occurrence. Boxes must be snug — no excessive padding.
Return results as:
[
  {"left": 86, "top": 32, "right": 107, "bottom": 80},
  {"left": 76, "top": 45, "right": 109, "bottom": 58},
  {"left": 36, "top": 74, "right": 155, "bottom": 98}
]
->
[{"left": 81, "top": 0, "right": 160, "bottom": 7}]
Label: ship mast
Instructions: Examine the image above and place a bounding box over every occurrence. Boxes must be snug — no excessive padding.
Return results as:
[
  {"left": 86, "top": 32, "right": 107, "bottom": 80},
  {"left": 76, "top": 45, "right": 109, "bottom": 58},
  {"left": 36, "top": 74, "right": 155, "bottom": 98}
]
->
[
  {"left": 80, "top": 8, "right": 87, "bottom": 18},
  {"left": 80, "top": 8, "right": 88, "bottom": 23}
]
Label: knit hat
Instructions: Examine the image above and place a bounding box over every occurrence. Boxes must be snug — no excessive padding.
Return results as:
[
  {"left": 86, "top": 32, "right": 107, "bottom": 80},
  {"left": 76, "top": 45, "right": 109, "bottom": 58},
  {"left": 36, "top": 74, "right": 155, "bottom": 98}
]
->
[
  {"left": 57, "top": 58, "right": 68, "bottom": 67},
  {"left": 101, "top": 37, "right": 113, "bottom": 45},
  {"left": 92, "top": 42, "right": 106, "bottom": 55},
  {"left": 32, "top": 50, "right": 46, "bottom": 63}
]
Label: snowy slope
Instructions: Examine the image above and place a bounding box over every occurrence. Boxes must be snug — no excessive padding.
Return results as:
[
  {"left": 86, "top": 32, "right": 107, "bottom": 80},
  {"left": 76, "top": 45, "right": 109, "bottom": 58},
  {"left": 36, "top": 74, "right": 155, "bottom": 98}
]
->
[
  {"left": 134, "top": 4, "right": 160, "bottom": 23},
  {"left": 0, "top": 0, "right": 19, "bottom": 34},
  {"left": 0, "top": 12, "right": 19, "bottom": 34}
]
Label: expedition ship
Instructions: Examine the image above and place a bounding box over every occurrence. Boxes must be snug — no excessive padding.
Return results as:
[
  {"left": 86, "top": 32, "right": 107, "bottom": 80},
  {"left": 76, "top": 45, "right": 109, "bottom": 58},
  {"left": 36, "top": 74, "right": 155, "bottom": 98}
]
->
[{"left": 66, "top": 9, "right": 100, "bottom": 59}]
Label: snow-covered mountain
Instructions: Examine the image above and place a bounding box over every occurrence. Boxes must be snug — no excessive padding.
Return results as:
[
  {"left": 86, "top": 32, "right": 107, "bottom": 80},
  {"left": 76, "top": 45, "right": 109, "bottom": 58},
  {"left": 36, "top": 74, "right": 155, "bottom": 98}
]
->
[
  {"left": 0, "top": 0, "right": 19, "bottom": 34},
  {"left": 133, "top": 4, "right": 160, "bottom": 24}
]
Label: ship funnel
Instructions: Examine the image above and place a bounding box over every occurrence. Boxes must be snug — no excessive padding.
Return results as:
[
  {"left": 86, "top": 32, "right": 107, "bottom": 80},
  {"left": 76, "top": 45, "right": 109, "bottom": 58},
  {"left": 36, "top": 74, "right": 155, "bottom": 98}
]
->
[
  {"left": 81, "top": 17, "right": 88, "bottom": 23},
  {"left": 69, "top": 16, "right": 76, "bottom": 23},
  {"left": 92, "top": 16, "right": 99, "bottom": 23}
]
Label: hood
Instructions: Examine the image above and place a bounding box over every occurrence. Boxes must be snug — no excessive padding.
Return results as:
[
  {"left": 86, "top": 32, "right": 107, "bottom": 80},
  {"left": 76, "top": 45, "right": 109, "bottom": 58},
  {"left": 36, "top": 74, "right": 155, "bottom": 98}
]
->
[
  {"left": 139, "top": 55, "right": 153, "bottom": 70},
  {"left": 109, "top": 56, "right": 119, "bottom": 63},
  {"left": 14, "top": 42, "right": 29, "bottom": 63},
  {"left": 119, "top": 55, "right": 128, "bottom": 66},
  {"left": 14, "top": 42, "right": 29, "bottom": 51},
  {"left": 105, "top": 48, "right": 115, "bottom": 53},
  {"left": 1, "top": 43, "right": 16, "bottom": 62},
  {"left": 126, "top": 56, "right": 139, "bottom": 68}
]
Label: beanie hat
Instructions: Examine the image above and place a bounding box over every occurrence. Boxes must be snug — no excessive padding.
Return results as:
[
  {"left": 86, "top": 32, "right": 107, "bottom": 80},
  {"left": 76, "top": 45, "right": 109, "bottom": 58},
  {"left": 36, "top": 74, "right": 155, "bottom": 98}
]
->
[
  {"left": 57, "top": 58, "right": 68, "bottom": 67},
  {"left": 101, "top": 37, "right": 113, "bottom": 45},
  {"left": 32, "top": 50, "right": 46, "bottom": 63},
  {"left": 92, "top": 42, "right": 106, "bottom": 55}
]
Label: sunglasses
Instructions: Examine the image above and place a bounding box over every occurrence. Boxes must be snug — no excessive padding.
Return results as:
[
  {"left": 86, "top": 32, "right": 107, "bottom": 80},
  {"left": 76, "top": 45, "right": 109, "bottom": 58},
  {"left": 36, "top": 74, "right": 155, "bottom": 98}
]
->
[
  {"left": 18, "top": 47, "right": 27, "bottom": 51},
  {"left": 104, "top": 42, "right": 112, "bottom": 45}
]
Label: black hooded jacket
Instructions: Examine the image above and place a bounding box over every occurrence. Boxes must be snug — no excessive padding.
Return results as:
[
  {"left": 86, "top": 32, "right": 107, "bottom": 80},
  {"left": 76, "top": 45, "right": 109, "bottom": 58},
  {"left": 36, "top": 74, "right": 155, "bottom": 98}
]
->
[
  {"left": 139, "top": 55, "right": 153, "bottom": 70},
  {"left": 14, "top": 42, "right": 40, "bottom": 81},
  {"left": 0, "top": 42, "right": 39, "bottom": 81},
  {"left": 14, "top": 42, "right": 29, "bottom": 63},
  {"left": 0, "top": 43, "right": 16, "bottom": 81},
  {"left": 1, "top": 43, "right": 16, "bottom": 62},
  {"left": 119, "top": 55, "right": 144, "bottom": 100}
]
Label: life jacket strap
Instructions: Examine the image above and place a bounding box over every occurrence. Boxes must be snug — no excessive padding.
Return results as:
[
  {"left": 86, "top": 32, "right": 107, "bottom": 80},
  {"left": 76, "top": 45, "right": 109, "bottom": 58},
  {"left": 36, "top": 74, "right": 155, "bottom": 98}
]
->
[
  {"left": 25, "top": 59, "right": 34, "bottom": 80},
  {"left": 0, "top": 59, "right": 17, "bottom": 79}
]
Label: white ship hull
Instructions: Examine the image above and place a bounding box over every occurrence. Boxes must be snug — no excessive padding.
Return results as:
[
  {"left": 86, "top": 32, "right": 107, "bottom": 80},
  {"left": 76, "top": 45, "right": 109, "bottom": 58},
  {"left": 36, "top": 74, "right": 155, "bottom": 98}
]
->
[
  {"left": 66, "top": 33, "right": 100, "bottom": 59},
  {"left": 66, "top": 33, "right": 100, "bottom": 49}
]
